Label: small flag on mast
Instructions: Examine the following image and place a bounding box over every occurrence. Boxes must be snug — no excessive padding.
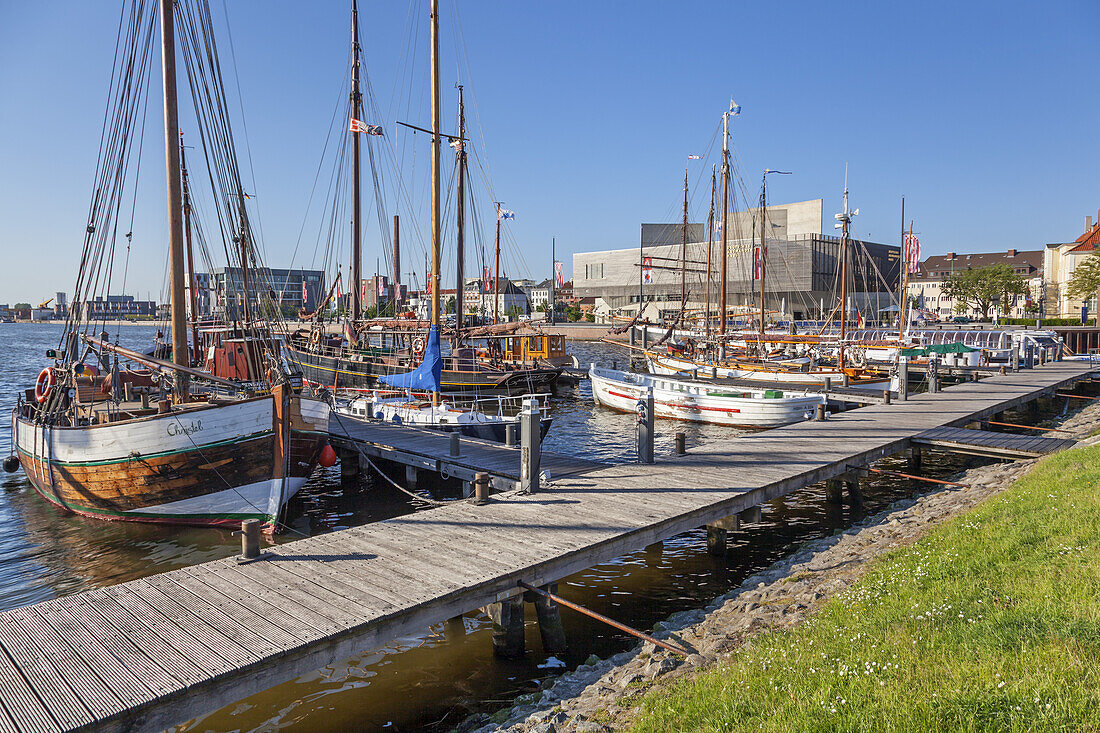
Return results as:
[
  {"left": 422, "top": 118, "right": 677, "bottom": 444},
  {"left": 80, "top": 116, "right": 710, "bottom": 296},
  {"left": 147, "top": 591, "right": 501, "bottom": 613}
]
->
[
  {"left": 499, "top": 208, "right": 515, "bottom": 220},
  {"left": 350, "top": 119, "right": 384, "bottom": 135},
  {"left": 729, "top": 98, "right": 741, "bottom": 116},
  {"left": 687, "top": 154, "right": 702, "bottom": 160},
  {"left": 554, "top": 261, "right": 564, "bottom": 289},
  {"left": 642, "top": 257, "right": 654, "bottom": 284},
  {"left": 483, "top": 266, "right": 491, "bottom": 292}
]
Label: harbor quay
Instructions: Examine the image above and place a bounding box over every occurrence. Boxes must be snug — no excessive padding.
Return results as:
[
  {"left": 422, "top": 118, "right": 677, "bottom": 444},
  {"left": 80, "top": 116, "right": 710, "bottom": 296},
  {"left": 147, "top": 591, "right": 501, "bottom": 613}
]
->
[{"left": 0, "top": 352, "right": 1092, "bottom": 732}]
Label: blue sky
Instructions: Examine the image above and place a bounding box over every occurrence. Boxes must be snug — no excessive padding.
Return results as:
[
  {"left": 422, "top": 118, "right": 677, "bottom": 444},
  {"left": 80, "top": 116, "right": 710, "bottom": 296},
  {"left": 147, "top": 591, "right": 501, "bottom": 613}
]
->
[{"left": 1, "top": 0, "right": 1098, "bottom": 304}]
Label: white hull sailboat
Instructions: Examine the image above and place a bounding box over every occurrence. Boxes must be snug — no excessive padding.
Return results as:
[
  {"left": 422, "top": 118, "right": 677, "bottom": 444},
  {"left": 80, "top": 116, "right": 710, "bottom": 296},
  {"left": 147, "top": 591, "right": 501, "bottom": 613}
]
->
[
  {"left": 645, "top": 352, "right": 892, "bottom": 389},
  {"left": 589, "top": 365, "right": 825, "bottom": 428}
]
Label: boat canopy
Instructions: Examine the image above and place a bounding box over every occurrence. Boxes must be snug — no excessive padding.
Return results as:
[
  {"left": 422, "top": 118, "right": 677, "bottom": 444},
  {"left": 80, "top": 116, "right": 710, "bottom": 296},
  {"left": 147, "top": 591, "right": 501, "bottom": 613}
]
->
[
  {"left": 901, "top": 342, "right": 980, "bottom": 356},
  {"left": 379, "top": 325, "right": 442, "bottom": 392}
]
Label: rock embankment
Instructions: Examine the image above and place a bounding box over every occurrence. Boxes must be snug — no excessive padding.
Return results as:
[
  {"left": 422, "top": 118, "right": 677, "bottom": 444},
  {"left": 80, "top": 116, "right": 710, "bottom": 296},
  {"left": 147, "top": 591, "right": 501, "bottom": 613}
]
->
[{"left": 460, "top": 400, "right": 1100, "bottom": 733}]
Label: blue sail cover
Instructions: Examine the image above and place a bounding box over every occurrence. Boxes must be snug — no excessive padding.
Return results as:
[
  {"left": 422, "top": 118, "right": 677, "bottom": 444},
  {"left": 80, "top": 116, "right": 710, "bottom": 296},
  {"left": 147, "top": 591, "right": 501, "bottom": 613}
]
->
[{"left": 379, "top": 325, "right": 442, "bottom": 392}]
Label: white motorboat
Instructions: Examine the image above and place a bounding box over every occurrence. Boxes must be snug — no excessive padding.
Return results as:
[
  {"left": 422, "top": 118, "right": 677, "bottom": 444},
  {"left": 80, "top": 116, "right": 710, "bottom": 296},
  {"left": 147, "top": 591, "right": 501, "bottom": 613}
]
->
[
  {"left": 332, "top": 391, "right": 552, "bottom": 442},
  {"left": 589, "top": 365, "right": 825, "bottom": 428}
]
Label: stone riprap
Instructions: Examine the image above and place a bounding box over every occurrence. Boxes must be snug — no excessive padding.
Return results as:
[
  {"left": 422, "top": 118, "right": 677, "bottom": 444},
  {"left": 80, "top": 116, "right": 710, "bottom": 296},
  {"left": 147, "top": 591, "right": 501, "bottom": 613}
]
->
[{"left": 459, "top": 400, "right": 1100, "bottom": 733}]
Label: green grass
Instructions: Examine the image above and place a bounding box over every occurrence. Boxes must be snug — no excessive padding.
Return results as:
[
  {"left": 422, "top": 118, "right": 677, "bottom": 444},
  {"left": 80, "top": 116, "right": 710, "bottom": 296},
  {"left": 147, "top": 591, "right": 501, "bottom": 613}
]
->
[{"left": 629, "top": 446, "right": 1100, "bottom": 732}]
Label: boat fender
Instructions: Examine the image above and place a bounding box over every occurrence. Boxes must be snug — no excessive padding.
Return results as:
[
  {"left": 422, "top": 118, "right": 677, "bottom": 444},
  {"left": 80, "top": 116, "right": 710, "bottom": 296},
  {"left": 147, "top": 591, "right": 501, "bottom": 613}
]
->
[
  {"left": 34, "top": 367, "right": 55, "bottom": 404},
  {"left": 2, "top": 456, "right": 19, "bottom": 473},
  {"left": 318, "top": 444, "right": 337, "bottom": 468}
]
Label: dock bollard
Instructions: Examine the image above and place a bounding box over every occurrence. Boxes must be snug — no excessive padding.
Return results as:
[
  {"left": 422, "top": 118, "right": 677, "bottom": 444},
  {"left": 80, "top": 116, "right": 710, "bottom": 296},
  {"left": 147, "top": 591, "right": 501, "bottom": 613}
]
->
[
  {"left": 882, "top": 389, "right": 892, "bottom": 405},
  {"left": 674, "top": 431, "right": 686, "bottom": 455},
  {"left": 505, "top": 423, "right": 516, "bottom": 447},
  {"left": 520, "top": 399, "right": 541, "bottom": 493},
  {"left": 636, "top": 388, "right": 655, "bottom": 464},
  {"left": 841, "top": 372, "right": 849, "bottom": 388},
  {"left": 449, "top": 432, "right": 461, "bottom": 457},
  {"left": 238, "top": 519, "right": 261, "bottom": 560},
  {"left": 927, "top": 358, "right": 940, "bottom": 394},
  {"left": 473, "top": 472, "right": 490, "bottom": 505},
  {"left": 1011, "top": 346, "right": 1020, "bottom": 372},
  {"left": 823, "top": 377, "right": 831, "bottom": 391},
  {"left": 1025, "top": 344, "right": 1035, "bottom": 369},
  {"left": 1000, "top": 365, "right": 1007, "bottom": 376},
  {"left": 816, "top": 403, "right": 826, "bottom": 421}
]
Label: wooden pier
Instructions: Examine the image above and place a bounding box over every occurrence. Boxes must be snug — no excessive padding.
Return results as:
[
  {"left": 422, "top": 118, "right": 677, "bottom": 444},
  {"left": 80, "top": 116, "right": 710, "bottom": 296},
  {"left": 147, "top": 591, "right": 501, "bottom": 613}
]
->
[
  {"left": 328, "top": 416, "right": 604, "bottom": 491},
  {"left": 911, "top": 425, "right": 1076, "bottom": 459},
  {"left": 0, "top": 361, "right": 1092, "bottom": 733}
]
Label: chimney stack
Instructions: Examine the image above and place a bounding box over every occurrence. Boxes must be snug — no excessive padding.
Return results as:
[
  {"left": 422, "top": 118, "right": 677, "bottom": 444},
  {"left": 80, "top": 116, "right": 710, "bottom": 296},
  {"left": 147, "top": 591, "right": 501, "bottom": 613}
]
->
[
  {"left": 945, "top": 252, "right": 955, "bottom": 260},
  {"left": 1088, "top": 215, "right": 1094, "bottom": 233},
  {"left": 1007, "top": 248, "right": 1017, "bottom": 256}
]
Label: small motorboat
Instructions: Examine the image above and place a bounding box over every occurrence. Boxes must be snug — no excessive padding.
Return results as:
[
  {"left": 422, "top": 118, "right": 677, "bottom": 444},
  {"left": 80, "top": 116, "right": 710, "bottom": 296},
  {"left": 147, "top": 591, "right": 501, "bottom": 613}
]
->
[
  {"left": 331, "top": 391, "right": 552, "bottom": 443},
  {"left": 589, "top": 365, "right": 825, "bottom": 428}
]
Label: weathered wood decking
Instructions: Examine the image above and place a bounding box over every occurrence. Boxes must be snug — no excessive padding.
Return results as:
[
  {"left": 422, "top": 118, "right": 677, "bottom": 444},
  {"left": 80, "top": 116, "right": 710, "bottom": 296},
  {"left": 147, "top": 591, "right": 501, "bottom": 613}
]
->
[
  {"left": 913, "top": 425, "right": 1077, "bottom": 459},
  {"left": 0, "top": 362, "right": 1092, "bottom": 733},
  {"left": 327, "top": 414, "right": 605, "bottom": 490}
]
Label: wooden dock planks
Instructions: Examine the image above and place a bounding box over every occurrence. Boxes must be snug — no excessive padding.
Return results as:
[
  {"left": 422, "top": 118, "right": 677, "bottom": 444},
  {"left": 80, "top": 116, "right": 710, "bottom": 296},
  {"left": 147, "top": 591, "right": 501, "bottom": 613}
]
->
[
  {"left": 0, "top": 362, "right": 1092, "bottom": 733},
  {"left": 913, "top": 425, "right": 1076, "bottom": 458}
]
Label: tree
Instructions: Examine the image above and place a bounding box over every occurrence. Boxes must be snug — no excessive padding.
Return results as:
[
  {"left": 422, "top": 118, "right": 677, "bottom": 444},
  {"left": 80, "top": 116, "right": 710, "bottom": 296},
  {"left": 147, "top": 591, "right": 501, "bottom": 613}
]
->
[
  {"left": 941, "top": 264, "right": 1028, "bottom": 320},
  {"left": 1068, "top": 253, "right": 1100, "bottom": 303},
  {"left": 13, "top": 303, "right": 31, "bottom": 310}
]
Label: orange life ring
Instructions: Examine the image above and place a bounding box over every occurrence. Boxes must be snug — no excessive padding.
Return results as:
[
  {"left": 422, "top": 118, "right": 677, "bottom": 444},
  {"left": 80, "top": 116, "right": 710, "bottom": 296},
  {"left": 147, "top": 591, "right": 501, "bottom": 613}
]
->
[
  {"left": 412, "top": 337, "right": 426, "bottom": 356},
  {"left": 34, "top": 367, "right": 55, "bottom": 403}
]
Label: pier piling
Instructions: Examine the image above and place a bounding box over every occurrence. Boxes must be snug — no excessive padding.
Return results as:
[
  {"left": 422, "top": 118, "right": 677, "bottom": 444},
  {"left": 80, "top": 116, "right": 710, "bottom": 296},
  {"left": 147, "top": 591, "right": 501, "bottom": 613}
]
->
[
  {"left": 473, "top": 471, "right": 490, "bottom": 505},
  {"left": 674, "top": 432, "right": 687, "bottom": 455},
  {"left": 505, "top": 423, "right": 516, "bottom": 447},
  {"left": 449, "top": 432, "right": 461, "bottom": 457},
  {"left": 520, "top": 399, "right": 541, "bottom": 493},
  {"left": 487, "top": 595, "right": 526, "bottom": 658},
  {"left": 531, "top": 583, "right": 567, "bottom": 655},
  {"left": 237, "top": 519, "right": 261, "bottom": 560},
  {"left": 845, "top": 473, "right": 863, "bottom": 507},
  {"left": 816, "top": 404, "right": 827, "bottom": 421},
  {"left": 637, "top": 388, "right": 655, "bottom": 464},
  {"left": 825, "top": 478, "right": 843, "bottom": 504}
]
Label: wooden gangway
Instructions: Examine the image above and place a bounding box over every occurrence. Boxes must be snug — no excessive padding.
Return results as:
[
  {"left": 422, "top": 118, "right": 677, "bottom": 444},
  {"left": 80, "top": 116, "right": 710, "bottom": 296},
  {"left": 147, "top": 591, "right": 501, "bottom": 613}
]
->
[
  {"left": 0, "top": 362, "right": 1092, "bottom": 733},
  {"left": 327, "top": 416, "right": 605, "bottom": 490},
  {"left": 913, "top": 425, "right": 1077, "bottom": 459}
]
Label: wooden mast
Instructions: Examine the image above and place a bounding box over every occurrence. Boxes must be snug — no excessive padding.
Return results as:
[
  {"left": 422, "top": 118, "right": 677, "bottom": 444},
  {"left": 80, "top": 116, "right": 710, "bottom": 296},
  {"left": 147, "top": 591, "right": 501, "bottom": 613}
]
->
[
  {"left": 180, "top": 137, "right": 200, "bottom": 362},
  {"left": 159, "top": 0, "right": 188, "bottom": 393},
  {"left": 705, "top": 165, "right": 715, "bottom": 337},
  {"left": 350, "top": 0, "right": 363, "bottom": 323},
  {"left": 493, "top": 202, "right": 501, "bottom": 325},
  {"left": 455, "top": 86, "right": 466, "bottom": 336},
  {"left": 758, "top": 172, "right": 767, "bottom": 346},
  {"left": 680, "top": 167, "right": 688, "bottom": 317},
  {"left": 719, "top": 111, "right": 730, "bottom": 336},
  {"left": 429, "top": 0, "right": 441, "bottom": 403}
]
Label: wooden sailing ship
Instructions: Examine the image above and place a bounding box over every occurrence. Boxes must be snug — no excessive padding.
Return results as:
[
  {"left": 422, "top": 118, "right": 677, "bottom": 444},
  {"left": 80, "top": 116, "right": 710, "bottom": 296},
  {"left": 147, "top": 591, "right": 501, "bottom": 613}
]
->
[
  {"left": 7, "top": 0, "right": 329, "bottom": 527},
  {"left": 283, "top": 1, "right": 559, "bottom": 396}
]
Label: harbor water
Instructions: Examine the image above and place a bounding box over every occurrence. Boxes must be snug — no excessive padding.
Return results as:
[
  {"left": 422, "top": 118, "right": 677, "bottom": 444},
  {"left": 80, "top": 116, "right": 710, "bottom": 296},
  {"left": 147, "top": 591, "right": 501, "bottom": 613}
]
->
[{"left": 0, "top": 323, "right": 1030, "bottom": 732}]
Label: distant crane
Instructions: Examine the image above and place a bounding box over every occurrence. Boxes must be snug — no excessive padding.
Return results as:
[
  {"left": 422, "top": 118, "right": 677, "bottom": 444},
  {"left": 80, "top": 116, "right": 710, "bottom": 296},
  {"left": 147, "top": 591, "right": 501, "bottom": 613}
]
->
[{"left": 37, "top": 298, "right": 53, "bottom": 309}]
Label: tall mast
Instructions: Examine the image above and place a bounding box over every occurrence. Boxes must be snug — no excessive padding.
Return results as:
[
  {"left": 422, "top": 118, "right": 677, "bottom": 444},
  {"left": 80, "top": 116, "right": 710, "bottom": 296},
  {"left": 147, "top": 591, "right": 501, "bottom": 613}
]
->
[
  {"left": 903, "top": 219, "right": 913, "bottom": 338},
  {"left": 836, "top": 184, "right": 857, "bottom": 371},
  {"left": 759, "top": 172, "right": 767, "bottom": 344},
  {"left": 350, "top": 0, "right": 363, "bottom": 322},
  {"left": 493, "top": 202, "right": 501, "bottom": 325},
  {"left": 898, "top": 196, "right": 907, "bottom": 340},
  {"left": 393, "top": 214, "right": 400, "bottom": 306},
  {"left": 455, "top": 86, "right": 466, "bottom": 335},
  {"left": 550, "top": 237, "right": 556, "bottom": 326},
  {"left": 719, "top": 111, "right": 730, "bottom": 336},
  {"left": 181, "top": 136, "right": 200, "bottom": 360},
  {"left": 680, "top": 167, "right": 688, "bottom": 315},
  {"left": 429, "top": 0, "right": 441, "bottom": 403},
  {"left": 159, "top": 0, "right": 188, "bottom": 391},
  {"left": 705, "top": 165, "right": 715, "bottom": 337}
]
